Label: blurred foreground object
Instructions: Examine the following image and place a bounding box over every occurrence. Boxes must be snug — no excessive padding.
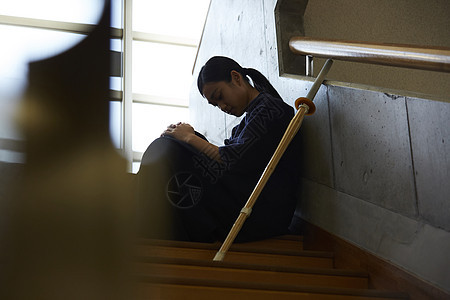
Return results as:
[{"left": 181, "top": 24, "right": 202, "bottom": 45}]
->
[{"left": 0, "top": 1, "right": 133, "bottom": 299}]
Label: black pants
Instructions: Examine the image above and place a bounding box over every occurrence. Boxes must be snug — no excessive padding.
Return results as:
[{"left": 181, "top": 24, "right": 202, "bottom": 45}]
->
[
  {"left": 136, "top": 135, "right": 296, "bottom": 243},
  {"left": 137, "top": 136, "right": 220, "bottom": 242}
]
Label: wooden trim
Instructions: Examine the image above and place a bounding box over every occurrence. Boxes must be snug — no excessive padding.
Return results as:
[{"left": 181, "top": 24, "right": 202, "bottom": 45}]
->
[{"left": 301, "top": 220, "right": 450, "bottom": 300}]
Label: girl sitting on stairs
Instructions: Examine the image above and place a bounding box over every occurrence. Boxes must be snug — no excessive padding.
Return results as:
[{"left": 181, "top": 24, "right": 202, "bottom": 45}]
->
[{"left": 137, "top": 56, "right": 301, "bottom": 243}]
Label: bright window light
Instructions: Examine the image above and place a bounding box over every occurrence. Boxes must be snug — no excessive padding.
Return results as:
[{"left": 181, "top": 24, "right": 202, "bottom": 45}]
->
[
  {"left": 0, "top": 0, "right": 211, "bottom": 170},
  {"left": 1, "top": 0, "right": 104, "bottom": 24},
  {"left": 110, "top": 38, "right": 122, "bottom": 52},
  {"left": 133, "top": 0, "right": 210, "bottom": 41},
  {"left": 132, "top": 103, "right": 189, "bottom": 153},
  {"left": 132, "top": 41, "right": 197, "bottom": 100},
  {"left": 111, "top": 0, "right": 122, "bottom": 29},
  {"left": 0, "top": 25, "right": 87, "bottom": 152},
  {"left": 0, "top": 24, "right": 87, "bottom": 106},
  {"left": 0, "top": 25, "right": 86, "bottom": 72},
  {"left": 109, "top": 101, "right": 122, "bottom": 148},
  {"left": 130, "top": 0, "right": 211, "bottom": 171},
  {"left": 0, "top": 1, "right": 123, "bottom": 165}
]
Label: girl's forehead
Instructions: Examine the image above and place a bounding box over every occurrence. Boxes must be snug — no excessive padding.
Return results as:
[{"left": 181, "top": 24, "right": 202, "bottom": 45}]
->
[{"left": 202, "top": 81, "right": 226, "bottom": 99}]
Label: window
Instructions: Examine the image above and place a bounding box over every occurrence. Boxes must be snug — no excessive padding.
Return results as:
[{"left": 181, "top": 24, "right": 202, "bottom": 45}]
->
[
  {"left": 128, "top": 0, "right": 210, "bottom": 173},
  {"left": 0, "top": 0, "right": 210, "bottom": 171},
  {"left": 0, "top": 0, "right": 108, "bottom": 164}
]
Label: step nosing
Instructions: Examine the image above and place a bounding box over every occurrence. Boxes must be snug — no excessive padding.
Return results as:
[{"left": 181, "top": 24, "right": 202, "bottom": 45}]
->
[
  {"left": 137, "top": 243, "right": 333, "bottom": 258},
  {"left": 137, "top": 235, "right": 303, "bottom": 245},
  {"left": 134, "top": 256, "right": 368, "bottom": 277},
  {"left": 135, "top": 274, "right": 408, "bottom": 298}
]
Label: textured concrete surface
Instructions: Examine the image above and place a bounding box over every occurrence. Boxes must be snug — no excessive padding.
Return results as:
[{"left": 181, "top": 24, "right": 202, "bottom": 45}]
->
[
  {"left": 274, "top": 0, "right": 308, "bottom": 75},
  {"left": 191, "top": 0, "right": 267, "bottom": 143},
  {"left": 297, "top": 84, "right": 334, "bottom": 188},
  {"left": 299, "top": 178, "right": 450, "bottom": 292},
  {"left": 329, "top": 86, "right": 416, "bottom": 216},
  {"left": 407, "top": 97, "right": 450, "bottom": 231},
  {"left": 302, "top": 0, "right": 450, "bottom": 100},
  {"left": 191, "top": 0, "right": 450, "bottom": 293}
]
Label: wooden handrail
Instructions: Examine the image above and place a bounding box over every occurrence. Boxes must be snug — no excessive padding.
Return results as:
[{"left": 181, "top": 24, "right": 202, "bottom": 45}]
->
[{"left": 289, "top": 37, "right": 450, "bottom": 73}]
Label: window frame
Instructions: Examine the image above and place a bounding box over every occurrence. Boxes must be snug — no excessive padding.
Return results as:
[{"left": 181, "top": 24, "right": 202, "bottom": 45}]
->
[{"left": 0, "top": 0, "right": 209, "bottom": 172}]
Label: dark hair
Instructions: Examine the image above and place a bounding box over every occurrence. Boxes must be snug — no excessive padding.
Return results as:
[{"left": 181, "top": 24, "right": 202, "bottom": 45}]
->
[{"left": 197, "top": 56, "right": 281, "bottom": 100}]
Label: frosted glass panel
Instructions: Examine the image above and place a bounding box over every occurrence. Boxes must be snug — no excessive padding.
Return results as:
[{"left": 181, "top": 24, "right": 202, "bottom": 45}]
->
[
  {"left": 0, "top": 25, "right": 86, "bottom": 71},
  {"left": 132, "top": 162, "right": 141, "bottom": 174},
  {"left": 110, "top": 38, "right": 122, "bottom": 52},
  {"left": 132, "top": 41, "right": 196, "bottom": 101},
  {"left": 0, "top": 25, "right": 86, "bottom": 145},
  {"left": 109, "top": 101, "right": 122, "bottom": 149},
  {"left": 0, "top": 76, "right": 25, "bottom": 144},
  {"left": 0, "top": 150, "right": 25, "bottom": 164},
  {"left": 109, "top": 77, "right": 122, "bottom": 91},
  {"left": 1, "top": 0, "right": 104, "bottom": 24},
  {"left": 132, "top": 103, "right": 189, "bottom": 153},
  {"left": 111, "top": 0, "right": 122, "bottom": 29},
  {"left": 133, "top": 0, "right": 210, "bottom": 41}
]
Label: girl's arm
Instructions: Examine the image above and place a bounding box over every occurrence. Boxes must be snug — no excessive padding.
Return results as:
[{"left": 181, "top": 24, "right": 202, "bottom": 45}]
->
[{"left": 163, "top": 123, "right": 222, "bottom": 162}]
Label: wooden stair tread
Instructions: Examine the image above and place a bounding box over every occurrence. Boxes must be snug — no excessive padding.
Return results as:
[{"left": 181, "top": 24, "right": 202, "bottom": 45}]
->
[
  {"left": 137, "top": 235, "right": 303, "bottom": 252},
  {"left": 133, "top": 258, "right": 368, "bottom": 289},
  {"left": 136, "top": 238, "right": 328, "bottom": 257},
  {"left": 132, "top": 235, "right": 411, "bottom": 299},
  {"left": 134, "top": 255, "right": 368, "bottom": 277},
  {"left": 228, "top": 236, "right": 303, "bottom": 251},
  {"left": 272, "top": 234, "right": 303, "bottom": 241},
  {"left": 135, "top": 275, "right": 409, "bottom": 300},
  {"left": 136, "top": 243, "right": 334, "bottom": 269},
  {"left": 137, "top": 234, "right": 302, "bottom": 243}
]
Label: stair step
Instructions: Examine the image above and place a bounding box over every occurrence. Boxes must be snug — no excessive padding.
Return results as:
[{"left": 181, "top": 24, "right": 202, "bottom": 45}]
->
[
  {"left": 134, "top": 275, "right": 409, "bottom": 300},
  {"left": 137, "top": 235, "right": 303, "bottom": 252},
  {"left": 136, "top": 239, "right": 334, "bottom": 269},
  {"left": 234, "top": 235, "right": 304, "bottom": 251},
  {"left": 134, "top": 256, "right": 369, "bottom": 289}
]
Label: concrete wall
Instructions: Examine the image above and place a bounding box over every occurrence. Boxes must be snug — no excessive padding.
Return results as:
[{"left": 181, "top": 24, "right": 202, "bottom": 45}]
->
[
  {"left": 303, "top": 0, "right": 450, "bottom": 101},
  {"left": 190, "top": 0, "right": 450, "bottom": 293}
]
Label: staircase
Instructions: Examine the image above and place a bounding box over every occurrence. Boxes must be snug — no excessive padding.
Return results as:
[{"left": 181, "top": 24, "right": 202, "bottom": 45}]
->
[{"left": 132, "top": 235, "right": 409, "bottom": 299}]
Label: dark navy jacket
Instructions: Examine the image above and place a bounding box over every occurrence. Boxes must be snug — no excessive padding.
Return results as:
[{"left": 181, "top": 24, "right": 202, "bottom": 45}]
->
[
  {"left": 138, "top": 92, "right": 300, "bottom": 242},
  {"left": 214, "top": 92, "right": 300, "bottom": 241}
]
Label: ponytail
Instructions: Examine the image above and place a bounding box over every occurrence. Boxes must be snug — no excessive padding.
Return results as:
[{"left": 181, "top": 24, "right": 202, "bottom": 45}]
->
[
  {"left": 198, "top": 56, "right": 282, "bottom": 100},
  {"left": 242, "top": 68, "right": 282, "bottom": 100}
]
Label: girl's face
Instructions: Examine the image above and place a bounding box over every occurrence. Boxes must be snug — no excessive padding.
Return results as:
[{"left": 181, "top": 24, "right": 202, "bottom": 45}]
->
[{"left": 201, "top": 71, "right": 252, "bottom": 117}]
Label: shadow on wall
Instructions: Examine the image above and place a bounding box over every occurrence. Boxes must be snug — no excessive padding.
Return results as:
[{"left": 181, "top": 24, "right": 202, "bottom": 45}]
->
[{"left": 0, "top": 1, "right": 136, "bottom": 298}]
